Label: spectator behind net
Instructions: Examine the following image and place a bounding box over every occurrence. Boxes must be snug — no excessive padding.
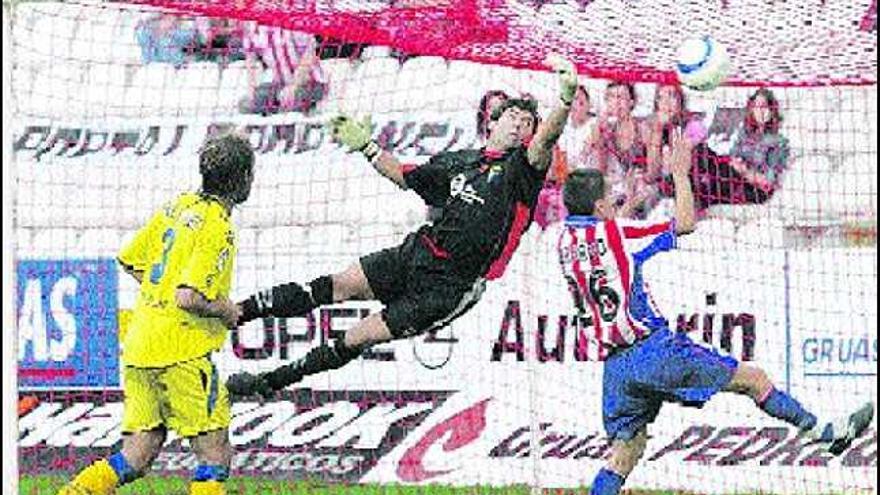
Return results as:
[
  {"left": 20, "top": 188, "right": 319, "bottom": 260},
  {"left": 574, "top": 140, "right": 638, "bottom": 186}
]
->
[
  {"left": 584, "top": 81, "right": 650, "bottom": 218},
  {"left": 194, "top": 17, "right": 245, "bottom": 66},
  {"left": 722, "top": 88, "right": 790, "bottom": 204},
  {"left": 238, "top": 21, "right": 328, "bottom": 115},
  {"left": 136, "top": 13, "right": 201, "bottom": 68},
  {"left": 680, "top": 88, "right": 790, "bottom": 207},
  {"left": 558, "top": 84, "right": 595, "bottom": 170}
]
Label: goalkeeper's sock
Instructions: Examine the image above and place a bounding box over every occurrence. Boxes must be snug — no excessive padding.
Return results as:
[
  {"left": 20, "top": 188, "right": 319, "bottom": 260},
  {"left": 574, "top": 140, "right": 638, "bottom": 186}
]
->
[
  {"left": 758, "top": 387, "right": 818, "bottom": 431},
  {"left": 264, "top": 339, "right": 362, "bottom": 389},
  {"left": 190, "top": 465, "right": 229, "bottom": 495},
  {"left": 64, "top": 453, "right": 140, "bottom": 495},
  {"left": 590, "top": 468, "right": 625, "bottom": 495},
  {"left": 239, "top": 276, "right": 333, "bottom": 323}
]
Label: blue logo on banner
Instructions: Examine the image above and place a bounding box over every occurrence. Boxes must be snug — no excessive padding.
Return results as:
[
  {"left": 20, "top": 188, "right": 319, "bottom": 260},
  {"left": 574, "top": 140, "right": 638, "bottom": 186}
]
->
[{"left": 17, "top": 259, "right": 120, "bottom": 389}]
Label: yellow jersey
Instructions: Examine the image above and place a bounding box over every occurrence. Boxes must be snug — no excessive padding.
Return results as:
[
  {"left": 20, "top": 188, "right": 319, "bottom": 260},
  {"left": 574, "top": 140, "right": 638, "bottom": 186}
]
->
[{"left": 118, "top": 192, "right": 237, "bottom": 368}]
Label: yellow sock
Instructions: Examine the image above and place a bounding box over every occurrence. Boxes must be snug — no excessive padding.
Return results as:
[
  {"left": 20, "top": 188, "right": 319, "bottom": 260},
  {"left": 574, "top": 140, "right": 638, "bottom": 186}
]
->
[
  {"left": 59, "top": 459, "right": 120, "bottom": 495},
  {"left": 190, "top": 480, "right": 226, "bottom": 495},
  {"left": 56, "top": 483, "right": 90, "bottom": 495}
]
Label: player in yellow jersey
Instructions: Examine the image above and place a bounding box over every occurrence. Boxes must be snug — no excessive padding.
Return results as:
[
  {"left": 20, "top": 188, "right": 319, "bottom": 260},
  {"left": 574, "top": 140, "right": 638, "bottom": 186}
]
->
[{"left": 58, "top": 132, "right": 255, "bottom": 495}]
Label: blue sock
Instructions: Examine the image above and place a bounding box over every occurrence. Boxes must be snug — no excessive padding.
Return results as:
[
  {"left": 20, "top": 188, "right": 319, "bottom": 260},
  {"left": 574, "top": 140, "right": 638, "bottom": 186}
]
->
[
  {"left": 590, "top": 468, "right": 625, "bottom": 495},
  {"left": 107, "top": 452, "right": 141, "bottom": 485},
  {"left": 760, "top": 388, "right": 817, "bottom": 431},
  {"left": 193, "top": 464, "right": 230, "bottom": 482}
]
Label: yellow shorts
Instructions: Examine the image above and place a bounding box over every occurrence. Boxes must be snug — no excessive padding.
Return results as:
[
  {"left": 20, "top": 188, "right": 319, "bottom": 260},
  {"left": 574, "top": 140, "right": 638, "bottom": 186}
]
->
[{"left": 121, "top": 355, "right": 230, "bottom": 438}]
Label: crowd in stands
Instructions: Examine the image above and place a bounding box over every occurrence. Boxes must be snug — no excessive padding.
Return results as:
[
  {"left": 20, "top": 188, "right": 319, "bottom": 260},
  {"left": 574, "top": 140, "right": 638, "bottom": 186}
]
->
[
  {"left": 134, "top": 12, "right": 790, "bottom": 225},
  {"left": 135, "top": 13, "right": 332, "bottom": 115},
  {"left": 514, "top": 83, "right": 790, "bottom": 226}
]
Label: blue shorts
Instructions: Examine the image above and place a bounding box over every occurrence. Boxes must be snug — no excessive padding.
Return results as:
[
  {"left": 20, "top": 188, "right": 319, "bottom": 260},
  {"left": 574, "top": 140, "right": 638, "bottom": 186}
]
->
[{"left": 603, "top": 328, "right": 738, "bottom": 441}]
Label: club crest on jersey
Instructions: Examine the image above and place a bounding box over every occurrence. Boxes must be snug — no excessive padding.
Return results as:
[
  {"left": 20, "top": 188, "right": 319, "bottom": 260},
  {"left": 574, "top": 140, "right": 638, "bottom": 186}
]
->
[
  {"left": 450, "top": 173, "right": 485, "bottom": 205},
  {"left": 482, "top": 163, "right": 504, "bottom": 183}
]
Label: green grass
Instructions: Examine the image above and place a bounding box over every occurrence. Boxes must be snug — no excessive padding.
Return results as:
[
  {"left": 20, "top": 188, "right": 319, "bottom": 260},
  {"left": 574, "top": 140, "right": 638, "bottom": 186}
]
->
[{"left": 19, "top": 475, "right": 851, "bottom": 495}]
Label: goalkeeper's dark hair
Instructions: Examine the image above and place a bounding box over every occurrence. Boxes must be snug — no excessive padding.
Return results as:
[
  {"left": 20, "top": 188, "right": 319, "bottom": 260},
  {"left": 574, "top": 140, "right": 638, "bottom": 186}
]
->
[
  {"left": 490, "top": 97, "right": 540, "bottom": 133},
  {"left": 199, "top": 132, "right": 255, "bottom": 205},
  {"left": 563, "top": 169, "right": 606, "bottom": 216},
  {"left": 477, "top": 90, "right": 509, "bottom": 138}
]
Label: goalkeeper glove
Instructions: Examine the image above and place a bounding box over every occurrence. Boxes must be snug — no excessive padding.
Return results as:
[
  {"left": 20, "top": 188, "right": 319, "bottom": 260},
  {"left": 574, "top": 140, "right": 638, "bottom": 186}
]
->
[
  {"left": 330, "top": 114, "right": 381, "bottom": 161},
  {"left": 545, "top": 53, "right": 578, "bottom": 106}
]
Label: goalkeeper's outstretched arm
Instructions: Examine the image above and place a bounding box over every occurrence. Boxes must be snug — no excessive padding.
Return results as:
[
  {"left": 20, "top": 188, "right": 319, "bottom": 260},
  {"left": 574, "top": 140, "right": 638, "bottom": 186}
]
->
[
  {"left": 528, "top": 104, "right": 571, "bottom": 171},
  {"left": 367, "top": 146, "right": 409, "bottom": 189},
  {"left": 330, "top": 115, "right": 409, "bottom": 189},
  {"left": 527, "top": 54, "right": 579, "bottom": 170}
]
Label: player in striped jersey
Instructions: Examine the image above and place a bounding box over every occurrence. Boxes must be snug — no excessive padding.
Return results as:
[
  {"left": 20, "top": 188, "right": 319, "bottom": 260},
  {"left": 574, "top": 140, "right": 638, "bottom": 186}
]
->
[{"left": 559, "top": 132, "right": 874, "bottom": 495}]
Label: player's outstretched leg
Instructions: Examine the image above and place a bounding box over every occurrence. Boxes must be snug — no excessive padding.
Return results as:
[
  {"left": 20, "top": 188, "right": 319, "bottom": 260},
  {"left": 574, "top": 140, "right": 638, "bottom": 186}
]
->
[
  {"left": 238, "top": 275, "right": 334, "bottom": 324},
  {"left": 589, "top": 427, "right": 648, "bottom": 495},
  {"left": 228, "top": 263, "right": 379, "bottom": 397},
  {"left": 725, "top": 363, "right": 875, "bottom": 455},
  {"left": 238, "top": 262, "right": 375, "bottom": 324},
  {"left": 57, "top": 429, "right": 165, "bottom": 495},
  {"left": 227, "top": 312, "right": 390, "bottom": 397}
]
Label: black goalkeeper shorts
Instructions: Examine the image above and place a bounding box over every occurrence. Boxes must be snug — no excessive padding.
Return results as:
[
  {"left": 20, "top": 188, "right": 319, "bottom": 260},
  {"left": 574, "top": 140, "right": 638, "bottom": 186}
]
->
[{"left": 360, "top": 232, "right": 485, "bottom": 338}]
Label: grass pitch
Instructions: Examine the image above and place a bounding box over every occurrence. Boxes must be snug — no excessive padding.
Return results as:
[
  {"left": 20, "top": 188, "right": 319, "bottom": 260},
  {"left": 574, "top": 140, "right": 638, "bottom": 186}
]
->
[{"left": 20, "top": 475, "right": 855, "bottom": 495}]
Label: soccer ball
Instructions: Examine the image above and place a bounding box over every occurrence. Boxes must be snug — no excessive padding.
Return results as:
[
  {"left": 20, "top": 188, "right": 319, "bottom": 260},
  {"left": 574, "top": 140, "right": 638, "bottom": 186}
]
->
[{"left": 675, "top": 36, "right": 729, "bottom": 91}]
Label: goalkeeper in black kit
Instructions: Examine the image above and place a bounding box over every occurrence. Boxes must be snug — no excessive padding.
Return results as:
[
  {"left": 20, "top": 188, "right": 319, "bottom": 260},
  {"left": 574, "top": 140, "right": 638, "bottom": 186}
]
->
[{"left": 227, "top": 54, "right": 579, "bottom": 397}]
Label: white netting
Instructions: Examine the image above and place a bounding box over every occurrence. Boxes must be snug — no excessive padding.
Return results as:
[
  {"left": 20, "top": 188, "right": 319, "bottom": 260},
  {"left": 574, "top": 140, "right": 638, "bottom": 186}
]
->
[{"left": 8, "top": 1, "right": 877, "bottom": 494}]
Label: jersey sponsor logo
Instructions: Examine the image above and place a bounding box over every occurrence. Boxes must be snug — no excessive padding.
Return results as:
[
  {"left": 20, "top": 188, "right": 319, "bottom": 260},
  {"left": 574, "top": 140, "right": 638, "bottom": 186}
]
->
[
  {"left": 559, "top": 237, "right": 607, "bottom": 264},
  {"left": 18, "top": 389, "right": 452, "bottom": 482},
  {"left": 449, "top": 173, "right": 486, "bottom": 205},
  {"left": 17, "top": 259, "right": 120, "bottom": 389}
]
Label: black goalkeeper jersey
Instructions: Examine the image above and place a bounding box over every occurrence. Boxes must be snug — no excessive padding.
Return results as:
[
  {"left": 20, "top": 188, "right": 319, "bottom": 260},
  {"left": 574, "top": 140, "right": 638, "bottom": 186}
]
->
[{"left": 402, "top": 147, "right": 548, "bottom": 281}]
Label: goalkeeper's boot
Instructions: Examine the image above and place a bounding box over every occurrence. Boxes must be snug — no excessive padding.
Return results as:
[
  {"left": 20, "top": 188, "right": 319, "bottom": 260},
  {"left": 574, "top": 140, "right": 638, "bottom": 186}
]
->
[
  {"left": 226, "top": 371, "right": 275, "bottom": 399},
  {"left": 227, "top": 340, "right": 361, "bottom": 399},
  {"left": 828, "top": 402, "right": 875, "bottom": 455}
]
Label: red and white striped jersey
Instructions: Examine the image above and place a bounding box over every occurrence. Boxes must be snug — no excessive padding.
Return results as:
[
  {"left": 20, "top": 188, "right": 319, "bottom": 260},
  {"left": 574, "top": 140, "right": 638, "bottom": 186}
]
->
[
  {"left": 241, "top": 22, "right": 326, "bottom": 86},
  {"left": 557, "top": 215, "right": 677, "bottom": 351}
]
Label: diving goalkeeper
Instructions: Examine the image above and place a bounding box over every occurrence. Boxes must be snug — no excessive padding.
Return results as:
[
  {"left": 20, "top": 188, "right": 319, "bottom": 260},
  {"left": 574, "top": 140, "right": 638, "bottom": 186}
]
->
[{"left": 227, "top": 55, "right": 578, "bottom": 397}]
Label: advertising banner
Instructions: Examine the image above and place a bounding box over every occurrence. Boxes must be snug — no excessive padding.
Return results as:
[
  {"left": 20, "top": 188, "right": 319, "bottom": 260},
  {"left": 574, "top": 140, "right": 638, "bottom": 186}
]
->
[{"left": 17, "top": 259, "right": 120, "bottom": 389}]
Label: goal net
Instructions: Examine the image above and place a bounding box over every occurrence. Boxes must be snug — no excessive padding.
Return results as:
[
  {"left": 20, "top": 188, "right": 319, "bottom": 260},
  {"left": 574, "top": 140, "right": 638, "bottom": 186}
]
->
[{"left": 8, "top": 0, "right": 877, "bottom": 493}]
